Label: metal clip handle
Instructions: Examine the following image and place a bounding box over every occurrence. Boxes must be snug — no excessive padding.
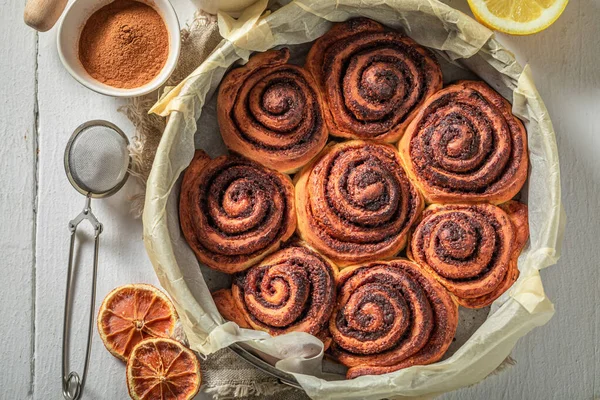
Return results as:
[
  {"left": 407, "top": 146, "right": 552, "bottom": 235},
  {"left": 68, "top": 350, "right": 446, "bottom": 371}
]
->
[{"left": 62, "top": 195, "right": 103, "bottom": 400}]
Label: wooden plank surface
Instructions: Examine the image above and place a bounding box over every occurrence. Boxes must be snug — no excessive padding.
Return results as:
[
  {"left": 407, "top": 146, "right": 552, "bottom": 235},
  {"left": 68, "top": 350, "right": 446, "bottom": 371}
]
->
[
  {"left": 30, "top": 0, "right": 196, "bottom": 397},
  {"left": 1, "top": 0, "right": 598, "bottom": 398},
  {"left": 32, "top": 23, "right": 159, "bottom": 400},
  {"left": 0, "top": 0, "right": 38, "bottom": 397}
]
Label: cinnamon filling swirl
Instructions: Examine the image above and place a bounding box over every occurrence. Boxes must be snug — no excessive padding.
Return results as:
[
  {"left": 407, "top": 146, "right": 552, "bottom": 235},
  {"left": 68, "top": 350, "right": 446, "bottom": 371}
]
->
[
  {"left": 218, "top": 49, "right": 328, "bottom": 174},
  {"left": 179, "top": 151, "right": 296, "bottom": 273},
  {"left": 231, "top": 243, "right": 337, "bottom": 336},
  {"left": 399, "top": 80, "right": 528, "bottom": 204},
  {"left": 295, "top": 140, "right": 423, "bottom": 266},
  {"left": 329, "top": 259, "right": 458, "bottom": 378},
  {"left": 409, "top": 202, "right": 529, "bottom": 308},
  {"left": 306, "top": 18, "right": 442, "bottom": 143}
]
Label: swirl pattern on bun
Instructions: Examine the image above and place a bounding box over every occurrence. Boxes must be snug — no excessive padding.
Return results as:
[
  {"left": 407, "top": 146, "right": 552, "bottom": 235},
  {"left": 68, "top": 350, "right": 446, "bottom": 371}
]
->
[
  {"left": 295, "top": 140, "right": 423, "bottom": 267},
  {"left": 330, "top": 259, "right": 458, "bottom": 378},
  {"left": 398, "top": 80, "right": 528, "bottom": 204},
  {"left": 408, "top": 201, "right": 529, "bottom": 308},
  {"left": 218, "top": 49, "right": 328, "bottom": 174},
  {"left": 306, "top": 18, "right": 443, "bottom": 143},
  {"left": 216, "top": 243, "right": 338, "bottom": 339},
  {"left": 179, "top": 151, "right": 296, "bottom": 273}
]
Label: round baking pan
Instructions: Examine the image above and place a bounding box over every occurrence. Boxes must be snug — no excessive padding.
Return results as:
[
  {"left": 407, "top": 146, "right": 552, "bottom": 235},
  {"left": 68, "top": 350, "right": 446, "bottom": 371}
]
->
[{"left": 142, "top": 1, "right": 562, "bottom": 397}]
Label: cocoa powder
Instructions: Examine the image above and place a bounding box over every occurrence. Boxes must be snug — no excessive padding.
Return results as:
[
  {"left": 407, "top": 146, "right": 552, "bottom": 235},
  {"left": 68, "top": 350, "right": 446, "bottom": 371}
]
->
[{"left": 79, "top": 0, "right": 169, "bottom": 89}]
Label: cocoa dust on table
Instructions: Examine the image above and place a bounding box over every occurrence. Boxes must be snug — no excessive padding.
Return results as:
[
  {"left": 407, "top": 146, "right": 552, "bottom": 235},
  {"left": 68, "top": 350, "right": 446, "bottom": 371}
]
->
[{"left": 78, "top": 0, "right": 169, "bottom": 89}]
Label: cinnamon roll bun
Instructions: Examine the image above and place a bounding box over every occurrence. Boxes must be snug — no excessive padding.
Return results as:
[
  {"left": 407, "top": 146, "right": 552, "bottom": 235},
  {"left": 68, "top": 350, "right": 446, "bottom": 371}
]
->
[
  {"left": 212, "top": 289, "right": 251, "bottom": 329},
  {"left": 306, "top": 18, "right": 443, "bottom": 143},
  {"left": 398, "top": 81, "right": 528, "bottom": 204},
  {"left": 230, "top": 242, "right": 338, "bottom": 337},
  {"left": 179, "top": 151, "right": 296, "bottom": 273},
  {"left": 295, "top": 140, "right": 423, "bottom": 267},
  {"left": 408, "top": 201, "right": 529, "bottom": 308},
  {"left": 218, "top": 49, "right": 328, "bottom": 174},
  {"left": 330, "top": 259, "right": 458, "bottom": 379}
]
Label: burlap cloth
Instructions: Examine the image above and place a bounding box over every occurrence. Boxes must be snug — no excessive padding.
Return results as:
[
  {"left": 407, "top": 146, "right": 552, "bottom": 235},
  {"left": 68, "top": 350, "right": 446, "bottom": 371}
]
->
[
  {"left": 122, "top": 9, "right": 515, "bottom": 400},
  {"left": 122, "top": 12, "right": 308, "bottom": 400}
]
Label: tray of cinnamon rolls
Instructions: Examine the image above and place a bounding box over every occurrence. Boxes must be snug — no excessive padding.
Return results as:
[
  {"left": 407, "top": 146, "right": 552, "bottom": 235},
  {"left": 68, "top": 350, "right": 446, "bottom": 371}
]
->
[{"left": 176, "top": 17, "right": 534, "bottom": 380}]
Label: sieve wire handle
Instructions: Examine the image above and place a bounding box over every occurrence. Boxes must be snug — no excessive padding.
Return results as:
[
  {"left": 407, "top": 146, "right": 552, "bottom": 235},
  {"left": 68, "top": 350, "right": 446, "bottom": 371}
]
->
[{"left": 62, "top": 195, "right": 103, "bottom": 400}]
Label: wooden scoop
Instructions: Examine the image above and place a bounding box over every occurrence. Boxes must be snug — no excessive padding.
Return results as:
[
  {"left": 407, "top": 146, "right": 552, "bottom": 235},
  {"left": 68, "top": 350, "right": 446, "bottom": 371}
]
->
[{"left": 24, "top": 0, "right": 69, "bottom": 32}]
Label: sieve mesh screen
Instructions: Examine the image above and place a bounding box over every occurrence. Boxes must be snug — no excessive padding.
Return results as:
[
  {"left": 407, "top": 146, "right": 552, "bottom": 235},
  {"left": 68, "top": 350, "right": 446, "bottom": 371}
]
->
[{"left": 67, "top": 125, "right": 129, "bottom": 194}]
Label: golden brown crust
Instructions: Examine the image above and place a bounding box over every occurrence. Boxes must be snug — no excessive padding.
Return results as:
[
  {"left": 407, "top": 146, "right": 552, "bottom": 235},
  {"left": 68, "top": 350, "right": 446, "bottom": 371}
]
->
[
  {"left": 408, "top": 202, "right": 529, "bottom": 308},
  {"left": 457, "top": 201, "right": 529, "bottom": 308},
  {"left": 179, "top": 150, "right": 296, "bottom": 273},
  {"left": 295, "top": 140, "right": 424, "bottom": 267},
  {"left": 306, "top": 18, "right": 443, "bottom": 143},
  {"left": 212, "top": 289, "right": 252, "bottom": 328},
  {"left": 218, "top": 49, "right": 328, "bottom": 174},
  {"left": 316, "top": 329, "right": 333, "bottom": 352},
  {"left": 398, "top": 80, "right": 528, "bottom": 204},
  {"left": 231, "top": 242, "right": 338, "bottom": 337},
  {"left": 329, "top": 259, "right": 458, "bottom": 379}
]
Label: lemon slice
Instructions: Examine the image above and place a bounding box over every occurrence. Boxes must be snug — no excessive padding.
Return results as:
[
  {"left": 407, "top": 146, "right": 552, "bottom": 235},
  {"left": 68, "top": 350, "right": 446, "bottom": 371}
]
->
[{"left": 468, "top": 0, "right": 568, "bottom": 35}]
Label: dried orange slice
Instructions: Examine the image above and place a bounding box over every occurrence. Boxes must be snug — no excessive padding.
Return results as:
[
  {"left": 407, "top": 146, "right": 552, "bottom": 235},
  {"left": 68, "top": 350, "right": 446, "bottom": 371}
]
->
[
  {"left": 126, "top": 338, "right": 201, "bottom": 400},
  {"left": 97, "top": 284, "right": 178, "bottom": 361}
]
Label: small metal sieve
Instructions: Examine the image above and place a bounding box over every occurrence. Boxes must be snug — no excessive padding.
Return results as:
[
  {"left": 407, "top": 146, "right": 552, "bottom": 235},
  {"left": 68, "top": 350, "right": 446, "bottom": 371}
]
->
[{"left": 61, "top": 120, "right": 130, "bottom": 400}]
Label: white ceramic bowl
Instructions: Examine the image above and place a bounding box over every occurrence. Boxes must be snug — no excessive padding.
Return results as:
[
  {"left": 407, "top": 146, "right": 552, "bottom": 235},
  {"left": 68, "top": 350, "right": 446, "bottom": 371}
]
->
[{"left": 57, "top": 0, "right": 180, "bottom": 97}]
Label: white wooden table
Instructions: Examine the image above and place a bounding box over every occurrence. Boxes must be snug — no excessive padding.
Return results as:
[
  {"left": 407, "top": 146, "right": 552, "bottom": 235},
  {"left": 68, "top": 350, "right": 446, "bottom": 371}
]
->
[{"left": 2, "top": 0, "right": 598, "bottom": 398}]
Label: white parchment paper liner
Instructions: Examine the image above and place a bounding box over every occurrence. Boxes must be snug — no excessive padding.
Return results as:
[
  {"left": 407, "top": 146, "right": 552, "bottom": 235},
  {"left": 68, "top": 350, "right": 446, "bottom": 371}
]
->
[{"left": 143, "top": 1, "right": 564, "bottom": 398}]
